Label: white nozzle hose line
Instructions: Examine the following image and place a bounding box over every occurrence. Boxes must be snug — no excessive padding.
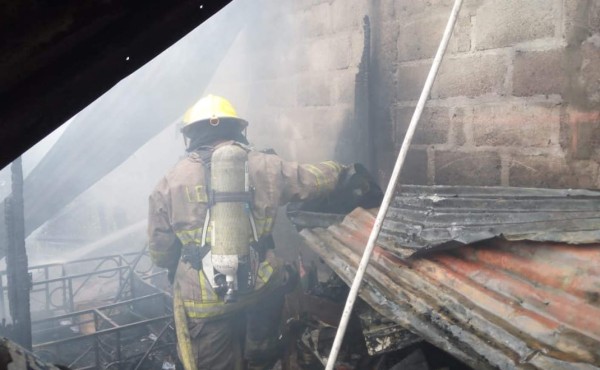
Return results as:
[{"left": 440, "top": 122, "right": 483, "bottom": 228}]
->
[{"left": 324, "top": 0, "right": 464, "bottom": 368}]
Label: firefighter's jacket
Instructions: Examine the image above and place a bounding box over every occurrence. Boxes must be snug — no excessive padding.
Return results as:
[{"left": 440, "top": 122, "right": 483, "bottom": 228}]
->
[{"left": 148, "top": 141, "right": 344, "bottom": 319}]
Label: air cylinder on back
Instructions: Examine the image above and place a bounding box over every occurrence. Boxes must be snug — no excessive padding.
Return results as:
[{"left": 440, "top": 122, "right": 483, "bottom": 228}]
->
[{"left": 210, "top": 144, "right": 252, "bottom": 302}]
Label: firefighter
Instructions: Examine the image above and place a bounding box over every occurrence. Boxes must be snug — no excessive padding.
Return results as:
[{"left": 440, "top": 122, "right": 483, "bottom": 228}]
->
[{"left": 148, "top": 95, "right": 347, "bottom": 370}]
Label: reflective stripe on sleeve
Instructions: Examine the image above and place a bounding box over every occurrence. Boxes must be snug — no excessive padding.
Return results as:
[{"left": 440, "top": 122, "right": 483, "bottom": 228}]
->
[
  {"left": 304, "top": 165, "right": 324, "bottom": 193},
  {"left": 321, "top": 160, "right": 342, "bottom": 173},
  {"left": 149, "top": 249, "right": 171, "bottom": 258}
]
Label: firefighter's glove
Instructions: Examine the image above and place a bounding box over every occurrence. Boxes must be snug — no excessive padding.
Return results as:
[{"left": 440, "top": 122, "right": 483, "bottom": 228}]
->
[
  {"left": 335, "top": 163, "right": 383, "bottom": 212},
  {"left": 339, "top": 163, "right": 372, "bottom": 199}
]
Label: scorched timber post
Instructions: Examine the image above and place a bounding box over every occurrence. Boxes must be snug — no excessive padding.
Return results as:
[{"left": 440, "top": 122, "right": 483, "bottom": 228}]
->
[{"left": 5, "top": 156, "right": 32, "bottom": 349}]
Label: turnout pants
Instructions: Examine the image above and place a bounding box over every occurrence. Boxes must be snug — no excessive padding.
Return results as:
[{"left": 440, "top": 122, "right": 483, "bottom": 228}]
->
[{"left": 184, "top": 286, "right": 286, "bottom": 370}]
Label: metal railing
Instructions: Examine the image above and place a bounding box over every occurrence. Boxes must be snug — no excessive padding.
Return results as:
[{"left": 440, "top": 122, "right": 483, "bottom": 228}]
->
[
  {"left": 0, "top": 252, "right": 143, "bottom": 318},
  {"left": 0, "top": 249, "right": 175, "bottom": 369},
  {"left": 32, "top": 293, "right": 173, "bottom": 369}
]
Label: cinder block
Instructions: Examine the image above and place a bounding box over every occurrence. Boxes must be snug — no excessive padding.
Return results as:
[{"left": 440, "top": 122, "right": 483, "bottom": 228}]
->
[
  {"left": 395, "top": 0, "right": 454, "bottom": 17},
  {"left": 592, "top": 2, "right": 600, "bottom": 34},
  {"left": 278, "top": 106, "right": 350, "bottom": 145},
  {"left": 509, "top": 155, "right": 599, "bottom": 188},
  {"left": 333, "top": 113, "right": 377, "bottom": 165},
  {"left": 297, "top": 73, "right": 331, "bottom": 106},
  {"left": 396, "top": 63, "right": 431, "bottom": 101},
  {"left": 332, "top": 70, "right": 357, "bottom": 105},
  {"left": 581, "top": 37, "right": 600, "bottom": 104},
  {"left": 395, "top": 106, "right": 449, "bottom": 145},
  {"left": 449, "top": 14, "right": 472, "bottom": 53},
  {"left": 450, "top": 107, "right": 467, "bottom": 146},
  {"left": 375, "top": 148, "right": 396, "bottom": 185},
  {"left": 473, "top": 0, "right": 556, "bottom": 50},
  {"left": 376, "top": 20, "right": 400, "bottom": 68},
  {"left": 563, "top": 1, "right": 600, "bottom": 42},
  {"left": 432, "top": 54, "right": 508, "bottom": 98},
  {"left": 377, "top": 0, "right": 396, "bottom": 20},
  {"left": 331, "top": 0, "right": 368, "bottom": 32},
  {"left": 397, "top": 6, "right": 471, "bottom": 60},
  {"left": 471, "top": 103, "right": 560, "bottom": 148},
  {"left": 400, "top": 149, "right": 429, "bottom": 185},
  {"left": 563, "top": 0, "right": 586, "bottom": 42},
  {"left": 307, "top": 35, "right": 352, "bottom": 71},
  {"left": 350, "top": 29, "right": 366, "bottom": 66},
  {"left": 461, "top": 0, "right": 486, "bottom": 14},
  {"left": 397, "top": 14, "right": 449, "bottom": 62},
  {"left": 563, "top": 107, "right": 600, "bottom": 160},
  {"left": 275, "top": 107, "right": 343, "bottom": 161},
  {"left": 434, "top": 150, "right": 501, "bottom": 185},
  {"left": 513, "top": 48, "right": 569, "bottom": 97}
]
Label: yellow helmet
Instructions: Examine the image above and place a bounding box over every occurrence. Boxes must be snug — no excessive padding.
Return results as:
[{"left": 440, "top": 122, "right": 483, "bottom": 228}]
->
[{"left": 181, "top": 94, "right": 248, "bottom": 136}]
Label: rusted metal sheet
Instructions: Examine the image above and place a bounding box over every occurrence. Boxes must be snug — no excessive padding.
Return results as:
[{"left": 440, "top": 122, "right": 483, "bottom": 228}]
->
[{"left": 299, "top": 207, "right": 600, "bottom": 370}]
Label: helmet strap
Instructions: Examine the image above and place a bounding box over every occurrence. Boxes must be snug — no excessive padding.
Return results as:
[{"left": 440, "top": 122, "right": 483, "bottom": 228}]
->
[{"left": 183, "top": 135, "right": 190, "bottom": 151}]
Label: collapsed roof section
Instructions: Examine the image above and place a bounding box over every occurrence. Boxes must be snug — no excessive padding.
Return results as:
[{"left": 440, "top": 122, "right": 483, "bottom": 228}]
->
[{"left": 293, "top": 185, "right": 600, "bottom": 370}]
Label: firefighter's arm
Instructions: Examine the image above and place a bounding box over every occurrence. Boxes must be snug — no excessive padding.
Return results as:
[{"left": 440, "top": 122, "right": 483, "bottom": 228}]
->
[
  {"left": 278, "top": 159, "right": 346, "bottom": 204},
  {"left": 148, "top": 178, "right": 181, "bottom": 272},
  {"left": 279, "top": 157, "right": 384, "bottom": 215}
]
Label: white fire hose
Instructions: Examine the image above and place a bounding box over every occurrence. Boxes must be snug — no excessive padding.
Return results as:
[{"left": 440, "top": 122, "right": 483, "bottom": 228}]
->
[{"left": 324, "top": 0, "right": 464, "bottom": 368}]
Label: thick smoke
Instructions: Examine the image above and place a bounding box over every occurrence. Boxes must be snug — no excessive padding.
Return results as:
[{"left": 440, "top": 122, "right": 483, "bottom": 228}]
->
[{"left": 3, "top": 0, "right": 367, "bottom": 318}]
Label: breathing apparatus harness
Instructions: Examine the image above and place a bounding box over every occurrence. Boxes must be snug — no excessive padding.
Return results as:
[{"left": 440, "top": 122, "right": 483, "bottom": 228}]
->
[{"left": 180, "top": 143, "right": 263, "bottom": 303}]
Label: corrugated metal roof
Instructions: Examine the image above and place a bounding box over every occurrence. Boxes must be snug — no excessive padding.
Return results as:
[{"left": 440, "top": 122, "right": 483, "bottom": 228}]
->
[
  {"left": 384, "top": 185, "right": 600, "bottom": 257},
  {"left": 291, "top": 185, "right": 600, "bottom": 258},
  {"left": 298, "top": 206, "right": 600, "bottom": 370}
]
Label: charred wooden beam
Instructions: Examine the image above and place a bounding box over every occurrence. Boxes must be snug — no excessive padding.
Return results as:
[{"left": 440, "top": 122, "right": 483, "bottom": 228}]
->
[{"left": 4, "top": 157, "right": 32, "bottom": 349}]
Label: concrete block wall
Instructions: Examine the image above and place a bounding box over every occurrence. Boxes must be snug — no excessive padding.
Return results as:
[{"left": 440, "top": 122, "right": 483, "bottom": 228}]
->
[
  {"left": 372, "top": 0, "right": 600, "bottom": 189},
  {"left": 205, "top": 0, "right": 369, "bottom": 165}
]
